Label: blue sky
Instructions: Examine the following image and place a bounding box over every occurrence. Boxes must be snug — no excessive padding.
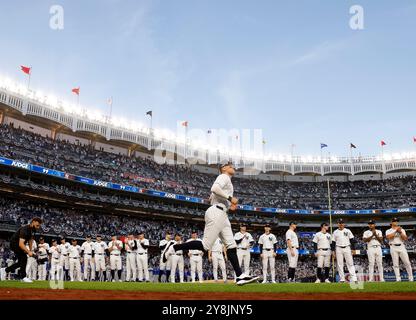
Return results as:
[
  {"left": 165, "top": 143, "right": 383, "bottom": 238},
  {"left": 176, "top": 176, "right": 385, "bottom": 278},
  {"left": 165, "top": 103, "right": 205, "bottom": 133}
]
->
[{"left": 1, "top": 0, "right": 416, "bottom": 158}]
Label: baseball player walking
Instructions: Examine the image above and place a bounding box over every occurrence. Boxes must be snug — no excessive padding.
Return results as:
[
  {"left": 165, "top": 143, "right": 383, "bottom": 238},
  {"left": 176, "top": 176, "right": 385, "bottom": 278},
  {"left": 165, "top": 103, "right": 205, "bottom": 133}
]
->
[
  {"left": 187, "top": 231, "right": 204, "bottom": 283},
  {"left": 162, "top": 162, "right": 259, "bottom": 286},
  {"left": 312, "top": 223, "right": 333, "bottom": 283},
  {"left": 333, "top": 219, "right": 358, "bottom": 283},
  {"left": 0, "top": 217, "right": 42, "bottom": 283},
  {"left": 234, "top": 224, "right": 254, "bottom": 275},
  {"left": 36, "top": 237, "right": 49, "bottom": 281},
  {"left": 208, "top": 238, "right": 227, "bottom": 283},
  {"left": 286, "top": 222, "right": 299, "bottom": 282},
  {"left": 259, "top": 224, "right": 277, "bottom": 283},
  {"left": 68, "top": 239, "right": 82, "bottom": 282},
  {"left": 136, "top": 232, "right": 150, "bottom": 282},
  {"left": 48, "top": 239, "right": 61, "bottom": 281},
  {"left": 363, "top": 220, "right": 384, "bottom": 282},
  {"left": 108, "top": 235, "right": 123, "bottom": 282},
  {"left": 386, "top": 217, "right": 414, "bottom": 282},
  {"left": 158, "top": 233, "right": 173, "bottom": 282},
  {"left": 81, "top": 235, "right": 95, "bottom": 281},
  {"left": 93, "top": 235, "right": 108, "bottom": 282},
  {"left": 124, "top": 234, "right": 137, "bottom": 282}
]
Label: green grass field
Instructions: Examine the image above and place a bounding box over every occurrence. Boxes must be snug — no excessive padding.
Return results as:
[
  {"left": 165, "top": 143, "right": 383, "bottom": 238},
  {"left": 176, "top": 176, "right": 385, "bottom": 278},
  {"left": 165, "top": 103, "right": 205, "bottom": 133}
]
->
[{"left": 1, "top": 281, "right": 416, "bottom": 293}]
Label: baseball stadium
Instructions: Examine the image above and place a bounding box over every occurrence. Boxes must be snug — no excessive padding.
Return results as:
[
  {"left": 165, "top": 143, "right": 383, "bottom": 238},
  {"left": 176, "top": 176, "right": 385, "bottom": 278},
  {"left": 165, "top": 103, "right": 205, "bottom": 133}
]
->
[
  {"left": 1, "top": 1, "right": 416, "bottom": 304},
  {"left": 0, "top": 74, "right": 416, "bottom": 300}
]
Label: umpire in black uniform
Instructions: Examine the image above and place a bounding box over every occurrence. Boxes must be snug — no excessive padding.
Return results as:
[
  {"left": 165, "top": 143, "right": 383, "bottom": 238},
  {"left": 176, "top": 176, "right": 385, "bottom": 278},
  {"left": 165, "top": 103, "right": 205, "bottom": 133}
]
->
[{"left": 0, "top": 217, "right": 42, "bottom": 282}]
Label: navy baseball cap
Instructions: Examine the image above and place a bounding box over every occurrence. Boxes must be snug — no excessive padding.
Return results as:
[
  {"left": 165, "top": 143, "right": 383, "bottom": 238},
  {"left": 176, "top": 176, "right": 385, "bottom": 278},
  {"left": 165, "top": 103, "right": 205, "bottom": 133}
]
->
[
  {"left": 39, "top": 237, "right": 44, "bottom": 241},
  {"left": 289, "top": 221, "right": 297, "bottom": 226},
  {"left": 320, "top": 222, "right": 329, "bottom": 227},
  {"left": 337, "top": 219, "right": 345, "bottom": 224},
  {"left": 191, "top": 230, "right": 198, "bottom": 234},
  {"left": 240, "top": 224, "right": 247, "bottom": 228},
  {"left": 219, "top": 161, "right": 234, "bottom": 170},
  {"left": 51, "top": 239, "right": 57, "bottom": 243},
  {"left": 391, "top": 217, "right": 399, "bottom": 222},
  {"left": 264, "top": 224, "right": 271, "bottom": 228},
  {"left": 368, "top": 219, "right": 376, "bottom": 225}
]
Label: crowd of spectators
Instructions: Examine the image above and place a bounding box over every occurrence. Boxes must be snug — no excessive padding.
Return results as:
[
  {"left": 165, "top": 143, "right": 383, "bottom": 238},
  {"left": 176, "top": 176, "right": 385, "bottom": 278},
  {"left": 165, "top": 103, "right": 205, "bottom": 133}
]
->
[{"left": 2, "top": 123, "right": 416, "bottom": 210}]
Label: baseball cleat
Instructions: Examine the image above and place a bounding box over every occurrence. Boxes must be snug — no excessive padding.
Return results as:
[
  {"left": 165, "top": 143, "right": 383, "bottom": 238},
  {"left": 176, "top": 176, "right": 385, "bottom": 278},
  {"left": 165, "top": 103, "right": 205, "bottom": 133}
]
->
[
  {"left": 0, "top": 268, "right": 6, "bottom": 281},
  {"left": 271, "top": 280, "right": 276, "bottom": 284},
  {"left": 325, "top": 279, "right": 331, "bottom": 283},
  {"left": 315, "top": 279, "right": 321, "bottom": 283},
  {"left": 162, "top": 242, "right": 174, "bottom": 263},
  {"left": 236, "top": 274, "right": 259, "bottom": 286},
  {"left": 21, "top": 277, "right": 33, "bottom": 283},
  {"left": 261, "top": 279, "right": 267, "bottom": 284}
]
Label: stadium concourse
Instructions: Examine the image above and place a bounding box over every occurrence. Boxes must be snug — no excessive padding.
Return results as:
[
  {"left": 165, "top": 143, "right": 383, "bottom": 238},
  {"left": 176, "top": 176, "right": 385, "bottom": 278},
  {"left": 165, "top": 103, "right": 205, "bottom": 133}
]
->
[{"left": 0, "top": 118, "right": 415, "bottom": 284}]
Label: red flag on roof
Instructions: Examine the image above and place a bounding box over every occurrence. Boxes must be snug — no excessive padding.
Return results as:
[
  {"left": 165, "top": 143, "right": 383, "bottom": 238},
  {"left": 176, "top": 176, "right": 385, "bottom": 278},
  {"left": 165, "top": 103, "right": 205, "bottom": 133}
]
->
[
  {"left": 380, "top": 140, "right": 386, "bottom": 146},
  {"left": 20, "top": 65, "right": 31, "bottom": 75},
  {"left": 181, "top": 121, "right": 188, "bottom": 127}
]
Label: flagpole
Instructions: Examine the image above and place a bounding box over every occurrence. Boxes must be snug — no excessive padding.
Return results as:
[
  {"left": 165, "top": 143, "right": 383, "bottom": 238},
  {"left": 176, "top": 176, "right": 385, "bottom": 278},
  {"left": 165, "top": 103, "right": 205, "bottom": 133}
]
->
[
  {"left": 109, "top": 97, "right": 113, "bottom": 119},
  {"left": 27, "top": 66, "right": 31, "bottom": 90},
  {"left": 327, "top": 178, "right": 335, "bottom": 281}
]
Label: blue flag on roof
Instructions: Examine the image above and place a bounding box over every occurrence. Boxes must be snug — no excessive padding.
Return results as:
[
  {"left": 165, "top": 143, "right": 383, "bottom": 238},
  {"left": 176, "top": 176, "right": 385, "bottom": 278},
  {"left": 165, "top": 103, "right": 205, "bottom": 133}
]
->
[{"left": 320, "top": 143, "right": 328, "bottom": 149}]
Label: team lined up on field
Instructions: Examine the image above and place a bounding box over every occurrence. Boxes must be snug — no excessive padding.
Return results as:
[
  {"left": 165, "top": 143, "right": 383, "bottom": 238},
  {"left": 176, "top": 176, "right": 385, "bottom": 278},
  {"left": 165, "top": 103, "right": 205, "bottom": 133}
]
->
[{"left": 1, "top": 217, "right": 413, "bottom": 283}]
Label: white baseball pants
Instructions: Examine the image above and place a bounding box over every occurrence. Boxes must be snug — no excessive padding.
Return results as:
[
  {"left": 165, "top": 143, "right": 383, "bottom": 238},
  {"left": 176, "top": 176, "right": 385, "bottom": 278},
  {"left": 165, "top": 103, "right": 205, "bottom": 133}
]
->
[
  {"left": 50, "top": 258, "right": 61, "bottom": 280},
  {"left": 94, "top": 254, "right": 106, "bottom": 271},
  {"left": 26, "top": 257, "right": 37, "bottom": 280},
  {"left": 390, "top": 245, "right": 413, "bottom": 281},
  {"left": 69, "top": 258, "right": 82, "bottom": 281},
  {"left": 317, "top": 249, "right": 331, "bottom": 268},
  {"left": 262, "top": 250, "right": 275, "bottom": 281},
  {"left": 170, "top": 254, "right": 184, "bottom": 283},
  {"left": 37, "top": 263, "right": 47, "bottom": 280},
  {"left": 190, "top": 255, "right": 203, "bottom": 282},
  {"left": 237, "top": 249, "right": 251, "bottom": 274},
  {"left": 202, "top": 205, "right": 237, "bottom": 250},
  {"left": 367, "top": 246, "right": 384, "bottom": 281},
  {"left": 59, "top": 255, "right": 69, "bottom": 280},
  {"left": 83, "top": 255, "right": 95, "bottom": 280},
  {"left": 126, "top": 252, "right": 137, "bottom": 281},
  {"left": 287, "top": 248, "right": 299, "bottom": 268},
  {"left": 336, "top": 246, "right": 357, "bottom": 282},
  {"left": 110, "top": 255, "right": 122, "bottom": 270},
  {"left": 212, "top": 252, "right": 226, "bottom": 281},
  {"left": 136, "top": 253, "right": 149, "bottom": 281}
]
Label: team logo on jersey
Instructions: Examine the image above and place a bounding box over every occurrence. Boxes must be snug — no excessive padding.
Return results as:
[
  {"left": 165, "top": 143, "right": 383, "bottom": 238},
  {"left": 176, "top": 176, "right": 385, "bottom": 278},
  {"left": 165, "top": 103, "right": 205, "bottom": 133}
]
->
[
  {"left": 269, "top": 236, "right": 273, "bottom": 241},
  {"left": 344, "top": 232, "right": 348, "bottom": 237},
  {"left": 326, "top": 235, "right": 331, "bottom": 240}
]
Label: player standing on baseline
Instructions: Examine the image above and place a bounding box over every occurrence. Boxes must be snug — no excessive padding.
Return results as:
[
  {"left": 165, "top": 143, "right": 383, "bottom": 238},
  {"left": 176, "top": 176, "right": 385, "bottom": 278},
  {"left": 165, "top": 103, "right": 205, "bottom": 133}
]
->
[
  {"left": 161, "top": 161, "right": 259, "bottom": 286},
  {"left": 81, "top": 235, "right": 95, "bottom": 281},
  {"left": 363, "top": 220, "right": 384, "bottom": 282},
  {"left": 208, "top": 238, "right": 227, "bottom": 283},
  {"left": 158, "top": 232, "right": 172, "bottom": 282},
  {"left": 170, "top": 234, "right": 185, "bottom": 283},
  {"left": 187, "top": 231, "right": 204, "bottom": 283},
  {"left": 124, "top": 234, "right": 137, "bottom": 282},
  {"left": 136, "top": 232, "right": 150, "bottom": 282},
  {"left": 93, "top": 235, "right": 108, "bottom": 282},
  {"left": 0, "top": 217, "right": 42, "bottom": 283},
  {"left": 386, "top": 217, "right": 414, "bottom": 282},
  {"left": 312, "top": 223, "right": 333, "bottom": 283},
  {"left": 108, "top": 235, "right": 123, "bottom": 282},
  {"left": 258, "top": 224, "right": 277, "bottom": 283},
  {"left": 286, "top": 222, "right": 299, "bottom": 282},
  {"left": 234, "top": 224, "right": 254, "bottom": 276},
  {"left": 26, "top": 237, "right": 38, "bottom": 280},
  {"left": 36, "top": 237, "right": 49, "bottom": 281},
  {"left": 48, "top": 239, "right": 61, "bottom": 281},
  {"left": 332, "top": 219, "right": 358, "bottom": 283},
  {"left": 58, "top": 237, "right": 70, "bottom": 281},
  {"left": 68, "top": 239, "right": 82, "bottom": 282}
]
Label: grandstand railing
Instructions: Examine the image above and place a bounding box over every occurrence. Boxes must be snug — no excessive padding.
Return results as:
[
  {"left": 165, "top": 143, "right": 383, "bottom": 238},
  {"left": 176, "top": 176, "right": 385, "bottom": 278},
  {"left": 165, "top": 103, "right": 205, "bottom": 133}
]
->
[
  {"left": 1, "top": 86, "right": 416, "bottom": 175},
  {"left": 2, "top": 155, "right": 416, "bottom": 216}
]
